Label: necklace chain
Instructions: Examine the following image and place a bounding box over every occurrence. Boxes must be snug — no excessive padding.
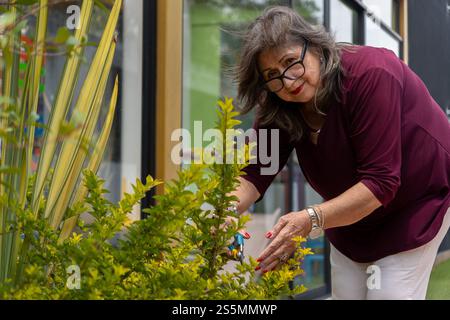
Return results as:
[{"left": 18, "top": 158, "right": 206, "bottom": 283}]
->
[
  {"left": 301, "top": 111, "right": 322, "bottom": 135},
  {"left": 303, "top": 117, "right": 322, "bottom": 134}
]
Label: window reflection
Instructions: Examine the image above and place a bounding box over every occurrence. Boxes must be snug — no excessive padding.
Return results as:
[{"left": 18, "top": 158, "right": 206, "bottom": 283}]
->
[
  {"left": 365, "top": 16, "right": 400, "bottom": 56},
  {"left": 330, "top": 0, "right": 356, "bottom": 43},
  {"left": 183, "top": 0, "right": 281, "bottom": 134},
  {"left": 183, "top": 0, "right": 286, "bottom": 266},
  {"left": 361, "top": 0, "right": 394, "bottom": 29},
  {"left": 293, "top": 0, "right": 324, "bottom": 25},
  {"left": 291, "top": 153, "right": 325, "bottom": 290}
]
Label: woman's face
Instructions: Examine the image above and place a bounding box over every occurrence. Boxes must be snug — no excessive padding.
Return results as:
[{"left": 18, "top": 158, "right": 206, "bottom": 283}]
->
[{"left": 258, "top": 43, "right": 321, "bottom": 104}]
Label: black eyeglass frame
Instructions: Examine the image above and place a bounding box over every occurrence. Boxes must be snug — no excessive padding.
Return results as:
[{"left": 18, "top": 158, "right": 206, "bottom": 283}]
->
[{"left": 262, "top": 39, "right": 309, "bottom": 93}]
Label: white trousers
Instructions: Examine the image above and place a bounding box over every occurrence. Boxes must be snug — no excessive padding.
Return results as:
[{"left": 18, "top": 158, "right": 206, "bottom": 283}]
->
[{"left": 331, "top": 206, "right": 450, "bottom": 300}]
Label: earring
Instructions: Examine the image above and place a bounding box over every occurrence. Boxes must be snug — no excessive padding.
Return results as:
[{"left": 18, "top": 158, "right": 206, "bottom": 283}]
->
[{"left": 320, "top": 57, "right": 324, "bottom": 64}]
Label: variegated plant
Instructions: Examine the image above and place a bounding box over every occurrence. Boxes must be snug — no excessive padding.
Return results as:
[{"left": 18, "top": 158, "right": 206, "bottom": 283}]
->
[{"left": 0, "top": 0, "right": 122, "bottom": 284}]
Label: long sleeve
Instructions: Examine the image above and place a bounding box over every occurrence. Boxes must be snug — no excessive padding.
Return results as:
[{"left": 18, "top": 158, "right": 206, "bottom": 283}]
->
[{"left": 346, "top": 67, "right": 403, "bottom": 207}]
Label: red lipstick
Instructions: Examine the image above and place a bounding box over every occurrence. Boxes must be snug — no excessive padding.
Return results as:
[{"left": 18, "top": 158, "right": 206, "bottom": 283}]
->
[{"left": 291, "top": 83, "right": 304, "bottom": 95}]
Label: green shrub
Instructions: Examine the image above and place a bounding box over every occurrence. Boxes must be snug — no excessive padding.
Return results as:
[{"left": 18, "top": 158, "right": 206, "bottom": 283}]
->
[{"left": 1, "top": 98, "right": 311, "bottom": 300}]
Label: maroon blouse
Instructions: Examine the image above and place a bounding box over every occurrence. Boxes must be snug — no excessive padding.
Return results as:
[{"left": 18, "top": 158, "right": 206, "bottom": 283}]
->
[{"left": 242, "top": 45, "right": 450, "bottom": 263}]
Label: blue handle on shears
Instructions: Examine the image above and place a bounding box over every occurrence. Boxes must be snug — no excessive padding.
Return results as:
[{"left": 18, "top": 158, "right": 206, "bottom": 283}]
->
[
  {"left": 234, "top": 233, "right": 244, "bottom": 246},
  {"left": 228, "top": 233, "right": 245, "bottom": 263}
]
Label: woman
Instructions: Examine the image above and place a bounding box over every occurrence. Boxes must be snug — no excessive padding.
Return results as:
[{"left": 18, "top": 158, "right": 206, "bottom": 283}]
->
[{"left": 230, "top": 6, "right": 450, "bottom": 300}]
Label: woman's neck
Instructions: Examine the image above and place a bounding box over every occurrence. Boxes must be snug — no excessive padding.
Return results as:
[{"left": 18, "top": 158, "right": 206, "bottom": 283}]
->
[
  {"left": 303, "top": 101, "right": 315, "bottom": 113},
  {"left": 301, "top": 103, "right": 325, "bottom": 131}
]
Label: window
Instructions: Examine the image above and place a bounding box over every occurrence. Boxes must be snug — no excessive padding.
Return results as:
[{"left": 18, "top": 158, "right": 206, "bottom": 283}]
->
[
  {"left": 183, "top": 0, "right": 289, "bottom": 265},
  {"left": 365, "top": 15, "right": 400, "bottom": 56},
  {"left": 119, "top": 0, "right": 144, "bottom": 219},
  {"left": 361, "top": 0, "right": 400, "bottom": 31},
  {"left": 293, "top": 0, "right": 324, "bottom": 25},
  {"left": 363, "top": 0, "right": 402, "bottom": 57},
  {"left": 183, "top": 0, "right": 281, "bottom": 132},
  {"left": 291, "top": 153, "right": 326, "bottom": 292},
  {"left": 330, "top": 0, "right": 357, "bottom": 43}
]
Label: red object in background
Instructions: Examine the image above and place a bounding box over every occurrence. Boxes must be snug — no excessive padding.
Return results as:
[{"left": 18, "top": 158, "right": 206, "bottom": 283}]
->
[{"left": 20, "top": 34, "right": 47, "bottom": 65}]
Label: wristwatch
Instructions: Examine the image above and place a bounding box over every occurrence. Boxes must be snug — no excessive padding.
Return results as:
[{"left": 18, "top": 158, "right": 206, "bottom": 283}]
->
[{"left": 306, "top": 207, "right": 322, "bottom": 239}]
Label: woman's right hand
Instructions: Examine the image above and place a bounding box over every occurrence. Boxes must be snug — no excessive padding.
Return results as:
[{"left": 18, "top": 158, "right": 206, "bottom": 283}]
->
[{"left": 223, "top": 216, "right": 251, "bottom": 240}]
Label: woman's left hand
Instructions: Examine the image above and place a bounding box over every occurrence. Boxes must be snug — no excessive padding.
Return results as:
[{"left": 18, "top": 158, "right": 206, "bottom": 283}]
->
[{"left": 256, "top": 210, "right": 311, "bottom": 273}]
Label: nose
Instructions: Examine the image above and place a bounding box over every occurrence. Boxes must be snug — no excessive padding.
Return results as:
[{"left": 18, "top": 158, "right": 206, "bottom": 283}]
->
[{"left": 283, "top": 77, "right": 296, "bottom": 90}]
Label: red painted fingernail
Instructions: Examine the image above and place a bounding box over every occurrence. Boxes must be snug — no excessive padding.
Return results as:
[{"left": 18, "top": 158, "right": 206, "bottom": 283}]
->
[
  {"left": 244, "top": 232, "right": 251, "bottom": 239},
  {"left": 256, "top": 258, "right": 262, "bottom": 262},
  {"left": 255, "top": 266, "right": 261, "bottom": 271},
  {"left": 262, "top": 270, "right": 268, "bottom": 274},
  {"left": 265, "top": 232, "right": 272, "bottom": 239}
]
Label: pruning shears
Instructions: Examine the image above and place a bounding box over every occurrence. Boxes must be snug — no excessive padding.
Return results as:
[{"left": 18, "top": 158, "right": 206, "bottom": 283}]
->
[{"left": 228, "top": 233, "right": 245, "bottom": 264}]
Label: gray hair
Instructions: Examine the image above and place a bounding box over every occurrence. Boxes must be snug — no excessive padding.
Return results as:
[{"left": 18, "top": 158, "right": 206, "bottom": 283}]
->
[{"left": 236, "top": 6, "right": 354, "bottom": 142}]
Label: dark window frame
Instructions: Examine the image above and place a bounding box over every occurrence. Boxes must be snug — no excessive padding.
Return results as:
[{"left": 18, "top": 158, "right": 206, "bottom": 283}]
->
[{"left": 141, "top": 0, "right": 158, "bottom": 217}]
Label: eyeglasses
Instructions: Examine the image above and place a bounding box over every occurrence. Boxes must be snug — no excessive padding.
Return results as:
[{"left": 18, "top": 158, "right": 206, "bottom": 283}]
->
[{"left": 263, "top": 40, "right": 308, "bottom": 93}]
